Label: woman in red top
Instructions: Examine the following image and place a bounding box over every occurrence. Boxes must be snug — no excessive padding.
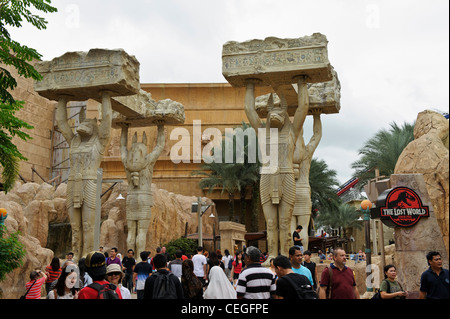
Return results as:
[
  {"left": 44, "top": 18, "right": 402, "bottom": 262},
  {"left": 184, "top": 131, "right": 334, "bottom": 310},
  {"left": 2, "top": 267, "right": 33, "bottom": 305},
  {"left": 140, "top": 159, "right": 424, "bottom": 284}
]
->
[
  {"left": 229, "top": 251, "right": 243, "bottom": 286},
  {"left": 24, "top": 270, "right": 47, "bottom": 299},
  {"left": 45, "top": 257, "right": 62, "bottom": 293}
]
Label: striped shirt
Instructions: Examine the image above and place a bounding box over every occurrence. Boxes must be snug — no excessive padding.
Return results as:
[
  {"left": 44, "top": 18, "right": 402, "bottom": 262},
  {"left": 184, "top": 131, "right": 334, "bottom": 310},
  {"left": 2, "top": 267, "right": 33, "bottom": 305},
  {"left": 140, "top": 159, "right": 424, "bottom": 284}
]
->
[
  {"left": 25, "top": 277, "right": 46, "bottom": 299},
  {"left": 45, "top": 265, "right": 62, "bottom": 283},
  {"left": 236, "top": 263, "right": 276, "bottom": 299}
]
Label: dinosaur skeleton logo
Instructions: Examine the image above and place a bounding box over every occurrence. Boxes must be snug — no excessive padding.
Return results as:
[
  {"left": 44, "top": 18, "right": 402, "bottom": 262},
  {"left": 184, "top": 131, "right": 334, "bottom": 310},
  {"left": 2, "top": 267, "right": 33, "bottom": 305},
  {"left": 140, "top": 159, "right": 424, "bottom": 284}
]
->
[{"left": 379, "top": 187, "right": 429, "bottom": 227}]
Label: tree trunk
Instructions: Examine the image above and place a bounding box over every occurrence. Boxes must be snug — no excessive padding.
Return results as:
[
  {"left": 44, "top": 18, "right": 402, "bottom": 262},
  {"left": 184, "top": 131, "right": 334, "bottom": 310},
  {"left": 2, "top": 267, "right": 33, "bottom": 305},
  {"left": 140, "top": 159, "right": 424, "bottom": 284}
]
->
[{"left": 228, "top": 192, "right": 235, "bottom": 221}]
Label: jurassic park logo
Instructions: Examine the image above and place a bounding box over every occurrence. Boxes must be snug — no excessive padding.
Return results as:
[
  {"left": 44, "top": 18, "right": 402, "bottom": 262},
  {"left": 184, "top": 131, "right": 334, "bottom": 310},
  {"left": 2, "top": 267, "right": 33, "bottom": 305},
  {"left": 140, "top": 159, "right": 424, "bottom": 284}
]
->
[{"left": 374, "top": 186, "right": 429, "bottom": 227}]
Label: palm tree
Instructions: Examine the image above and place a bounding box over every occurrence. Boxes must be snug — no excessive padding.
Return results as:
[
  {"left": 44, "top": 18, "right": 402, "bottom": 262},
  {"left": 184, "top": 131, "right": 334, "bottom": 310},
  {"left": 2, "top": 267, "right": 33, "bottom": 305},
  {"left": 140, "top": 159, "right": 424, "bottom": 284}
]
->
[
  {"left": 192, "top": 122, "right": 261, "bottom": 221},
  {"left": 193, "top": 160, "right": 241, "bottom": 219},
  {"left": 351, "top": 121, "right": 414, "bottom": 188},
  {"left": 309, "top": 158, "right": 341, "bottom": 219},
  {"left": 315, "top": 203, "right": 363, "bottom": 238}
]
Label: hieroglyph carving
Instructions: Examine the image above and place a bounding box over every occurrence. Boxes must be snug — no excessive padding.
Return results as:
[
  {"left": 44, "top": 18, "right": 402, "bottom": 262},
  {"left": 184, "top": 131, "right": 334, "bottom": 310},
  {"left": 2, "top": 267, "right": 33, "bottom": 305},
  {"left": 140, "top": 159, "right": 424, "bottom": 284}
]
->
[{"left": 222, "top": 33, "right": 332, "bottom": 87}]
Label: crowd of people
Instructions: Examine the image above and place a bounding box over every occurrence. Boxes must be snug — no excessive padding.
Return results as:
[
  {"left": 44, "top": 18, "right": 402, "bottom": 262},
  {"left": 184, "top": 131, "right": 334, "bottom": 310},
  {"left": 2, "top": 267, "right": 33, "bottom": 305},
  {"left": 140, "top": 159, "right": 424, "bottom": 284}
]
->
[{"left": 22, "top": 242, "right": 449, "bottom": 300}]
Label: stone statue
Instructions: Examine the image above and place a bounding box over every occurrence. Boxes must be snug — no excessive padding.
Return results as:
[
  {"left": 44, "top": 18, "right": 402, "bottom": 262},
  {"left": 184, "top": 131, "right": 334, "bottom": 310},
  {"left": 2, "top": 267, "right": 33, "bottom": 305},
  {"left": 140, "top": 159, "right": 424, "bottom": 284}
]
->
[
  {"left": 244, "top": 77, "right": 309, "bottom": 258},
  {"left": 292, "top": 108, "right": 322, "bottom": 249},
  {"left": 120, "top": 123, "right": 165, "bottom": 254},
  {"left": 55, "top": 92, "right": 112, "bottom": 258}
]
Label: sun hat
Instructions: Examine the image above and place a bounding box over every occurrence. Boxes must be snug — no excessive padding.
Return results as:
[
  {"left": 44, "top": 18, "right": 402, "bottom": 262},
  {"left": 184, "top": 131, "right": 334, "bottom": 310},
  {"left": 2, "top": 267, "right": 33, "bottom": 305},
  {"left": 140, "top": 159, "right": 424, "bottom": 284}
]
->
[{"left": 106, "top": 263, "right": 123, "bottom": 276}]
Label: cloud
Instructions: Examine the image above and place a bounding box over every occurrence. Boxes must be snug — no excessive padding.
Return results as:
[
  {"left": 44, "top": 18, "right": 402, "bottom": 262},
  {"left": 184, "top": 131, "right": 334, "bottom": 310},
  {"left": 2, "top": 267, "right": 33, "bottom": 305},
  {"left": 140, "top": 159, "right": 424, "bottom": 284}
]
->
[{"left": 8, "top": 0, "right": 449, "bottom": 186}]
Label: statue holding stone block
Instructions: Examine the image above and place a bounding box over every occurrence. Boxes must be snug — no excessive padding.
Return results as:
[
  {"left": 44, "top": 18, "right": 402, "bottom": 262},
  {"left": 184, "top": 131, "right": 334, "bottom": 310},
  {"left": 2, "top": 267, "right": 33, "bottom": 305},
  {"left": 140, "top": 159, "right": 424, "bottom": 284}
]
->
[
  {"left": 35, "top": 48, "right": 141, "bottom": 258},
  {"left": 113, "top": 89, "right": 185, "bottom": 254},
  {"left": 120, "top": 123, "right": 165, "bottom": 255},
  {"left": 222, "top": 34, "right": 335, "bottom": 258},
  {"left": 55, "top": 92, "right": 112, "bottom": 258},
  {"left": 244, "top": 79, "right": 309, "bottom": 259}
]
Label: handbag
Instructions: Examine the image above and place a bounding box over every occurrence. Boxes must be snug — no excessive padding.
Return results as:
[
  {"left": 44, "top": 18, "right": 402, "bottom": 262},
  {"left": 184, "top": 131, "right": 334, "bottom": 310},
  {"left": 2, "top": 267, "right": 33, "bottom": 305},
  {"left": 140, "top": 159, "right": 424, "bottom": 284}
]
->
[{"left": 20, "top": 280, "right": 36, "bottom": 300}]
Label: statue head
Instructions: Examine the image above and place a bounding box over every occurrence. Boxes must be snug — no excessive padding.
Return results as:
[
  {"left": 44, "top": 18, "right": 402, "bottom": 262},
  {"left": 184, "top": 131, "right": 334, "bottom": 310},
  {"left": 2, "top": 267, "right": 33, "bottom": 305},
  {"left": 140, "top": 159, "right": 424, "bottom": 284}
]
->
[
  {"left": 126, "top": 131, "right": 148, "bottom": 173},
  {"left": 76, "top": 107, "right": 98, "bottom": 137},
  {"left": 267, "top": 93, "right": 288, "bottom": 129}
]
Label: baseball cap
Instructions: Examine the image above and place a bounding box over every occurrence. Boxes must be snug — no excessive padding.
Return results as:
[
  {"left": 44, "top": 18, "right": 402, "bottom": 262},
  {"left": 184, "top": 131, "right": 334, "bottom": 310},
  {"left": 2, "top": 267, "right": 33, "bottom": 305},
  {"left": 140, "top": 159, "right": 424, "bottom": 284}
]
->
[{"left": 85, "top": 251, "right": 106, "bottom": 278}]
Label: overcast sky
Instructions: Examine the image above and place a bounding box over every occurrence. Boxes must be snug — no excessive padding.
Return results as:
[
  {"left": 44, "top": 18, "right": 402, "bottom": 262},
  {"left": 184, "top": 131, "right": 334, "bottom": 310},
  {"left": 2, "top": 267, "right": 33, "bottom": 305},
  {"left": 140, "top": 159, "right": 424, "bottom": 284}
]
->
[{"left": 10, "top": 0, "right": 449, "bottom": 186}]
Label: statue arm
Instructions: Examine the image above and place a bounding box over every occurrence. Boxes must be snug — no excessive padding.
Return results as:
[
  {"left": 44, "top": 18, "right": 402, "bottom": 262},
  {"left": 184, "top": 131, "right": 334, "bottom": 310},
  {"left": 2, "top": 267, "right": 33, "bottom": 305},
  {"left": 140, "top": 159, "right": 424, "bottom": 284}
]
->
[
  {"left": 147, "top": 124, "right": 165, "bottom": 164},
  {"left": 292, "top": 76, "right": 309, "bottom": 141},
  {"left": 98, "top": 91, "right": 112, "bottom": 148},
  {"left": 244, "top": 80, "right": 262, "bottom": 130},
  {"left": 307, "top": 108, "right": 322, "bottom": 151},
  {"left": 120, "top": 125, "right": 128, "bottom": 165},
  {"left": 55, "top": 96, "right": 74, "bottom": 143}
]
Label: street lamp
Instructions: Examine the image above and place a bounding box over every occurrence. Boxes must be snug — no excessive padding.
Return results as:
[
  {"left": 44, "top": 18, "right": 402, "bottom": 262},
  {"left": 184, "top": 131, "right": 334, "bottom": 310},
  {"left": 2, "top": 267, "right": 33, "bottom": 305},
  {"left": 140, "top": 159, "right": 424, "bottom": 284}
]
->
[
  {"left": 192, "top": 197, "right": 215, "bottom": 246},
  {"left": 360, "top": 199, "right": 373, "bottom": 292}
]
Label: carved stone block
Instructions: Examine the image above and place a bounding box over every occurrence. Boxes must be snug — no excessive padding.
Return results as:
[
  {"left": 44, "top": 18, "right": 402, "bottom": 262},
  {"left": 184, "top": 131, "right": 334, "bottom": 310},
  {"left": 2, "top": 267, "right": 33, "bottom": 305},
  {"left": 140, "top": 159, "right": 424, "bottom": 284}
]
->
[
  {"left": 255, "top": 67, "right": 341, "bottom": 117},
  {"left": 34, "top": 49, "right": 140, "bottom": 102},
  {"left": 222, "top": 33, "right": 332, "bottom": 87},
  {"left": 112, "top": 89, "right": 185, "bottom": 128}
]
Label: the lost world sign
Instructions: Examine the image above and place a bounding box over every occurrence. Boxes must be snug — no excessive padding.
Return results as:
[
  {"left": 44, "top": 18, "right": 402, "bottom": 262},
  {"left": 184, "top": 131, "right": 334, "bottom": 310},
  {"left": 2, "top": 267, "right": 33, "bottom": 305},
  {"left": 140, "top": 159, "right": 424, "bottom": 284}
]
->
[{"left": 372, "top": 186, "right": 430, "bottom": 228}]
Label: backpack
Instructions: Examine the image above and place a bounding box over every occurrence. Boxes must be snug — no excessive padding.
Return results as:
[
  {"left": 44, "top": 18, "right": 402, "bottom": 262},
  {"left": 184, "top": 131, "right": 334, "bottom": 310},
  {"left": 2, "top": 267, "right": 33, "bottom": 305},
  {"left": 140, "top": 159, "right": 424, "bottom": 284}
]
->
[
  {"left": 371, "top": 279, "right": 404, "bottom": 299},
  {"left": 228, "top": 257, "right": 233, "bottom": 270},
  {"left": 284, "top": 275, "right": 318, "bottom": 299},
  {"left": 152, "top": 271, "right": 178, "bottom": 299},
  {"left": 88, "top": 282, "right": 120, "bottom": 299}
]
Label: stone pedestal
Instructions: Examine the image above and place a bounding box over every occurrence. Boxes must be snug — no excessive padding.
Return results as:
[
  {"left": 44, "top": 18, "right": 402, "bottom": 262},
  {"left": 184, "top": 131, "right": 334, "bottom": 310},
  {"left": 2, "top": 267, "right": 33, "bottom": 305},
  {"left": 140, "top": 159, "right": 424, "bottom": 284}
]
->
[
  {"left": 219, "top": 221, "right": 246, "bottom": 253},
  {"left": 390, "top": 174, "right": 449, "bottom": 298}
]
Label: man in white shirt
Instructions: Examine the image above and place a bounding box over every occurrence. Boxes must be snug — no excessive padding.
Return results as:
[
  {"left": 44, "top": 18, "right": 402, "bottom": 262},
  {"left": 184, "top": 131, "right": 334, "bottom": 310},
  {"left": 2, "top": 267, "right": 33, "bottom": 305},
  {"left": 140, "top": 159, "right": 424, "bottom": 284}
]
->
[{"left": 192, "top": 246, "right": 207, "bottom": 285}]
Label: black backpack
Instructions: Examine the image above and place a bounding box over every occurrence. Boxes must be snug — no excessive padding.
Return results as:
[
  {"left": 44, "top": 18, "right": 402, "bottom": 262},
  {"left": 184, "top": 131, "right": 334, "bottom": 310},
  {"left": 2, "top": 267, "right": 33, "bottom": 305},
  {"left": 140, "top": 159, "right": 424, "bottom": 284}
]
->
[
  {"left": 88, "top": 282, "right": 120, "bottom": 299},
  {"left": 152, "top": 271, "right": 178, "bottom": 299},
  {"left": 372, "top": 279, "right": 392, "bottom": 299},
  {"left": 284, "top": 275, "right": 318, "bottom": 299}
]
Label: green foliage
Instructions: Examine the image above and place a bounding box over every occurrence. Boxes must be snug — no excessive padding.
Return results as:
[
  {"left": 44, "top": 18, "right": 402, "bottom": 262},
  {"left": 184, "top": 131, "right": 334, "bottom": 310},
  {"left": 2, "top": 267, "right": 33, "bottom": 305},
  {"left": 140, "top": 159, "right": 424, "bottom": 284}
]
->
[
  {"left": 0, "top": 0, "right": 57, "bottom": 192},
  {"left": 192, "top": 122, "right": 261, "bottom": 220},
  {"left": 0, "top": 100, "right": 33, "bottom": 191},
  {"left": 315, "top": 203, "right": 363, "bottom": 237},
  {"left": 162, "top": 237, "right": 198, "bottom": 260},
  {"left": 309, "top": 158, "right": 341, "bottom": 217},
  {"left": 351, "top": 121, "right": 415, "bottom": 188},
  {"left": 0, "top": 224, "right": 26, "bottom": 281}
]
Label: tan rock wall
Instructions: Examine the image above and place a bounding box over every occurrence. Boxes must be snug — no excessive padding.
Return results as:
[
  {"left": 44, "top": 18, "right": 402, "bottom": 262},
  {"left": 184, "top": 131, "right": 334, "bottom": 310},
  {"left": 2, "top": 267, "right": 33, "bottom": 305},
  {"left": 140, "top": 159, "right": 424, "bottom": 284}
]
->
[
  {"left": 1, "top": 62, "right": 56, "bottom": 183},
  {"left": 394, "top": 110, "right": 449, "bottom": 255}
]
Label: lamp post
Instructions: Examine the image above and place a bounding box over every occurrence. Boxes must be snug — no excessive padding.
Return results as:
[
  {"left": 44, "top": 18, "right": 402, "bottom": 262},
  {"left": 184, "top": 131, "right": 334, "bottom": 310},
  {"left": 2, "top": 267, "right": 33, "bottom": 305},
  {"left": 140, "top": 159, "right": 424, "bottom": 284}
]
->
[
  {"left": 360, "top": 199, "right": 373, "bottom": 292},
  {"left": 192, "top": 197, "right": 214, "bottom": 247}
]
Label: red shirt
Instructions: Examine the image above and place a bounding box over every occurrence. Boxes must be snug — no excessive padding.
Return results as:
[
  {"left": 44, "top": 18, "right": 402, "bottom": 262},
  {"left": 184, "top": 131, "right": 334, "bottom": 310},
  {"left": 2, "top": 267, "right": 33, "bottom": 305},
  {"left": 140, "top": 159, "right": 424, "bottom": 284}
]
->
[
  {"left": 45, "top": 265, "right": 61, "bottom": 283},
  {"left": 25, "top": 277, "right": 46, "bottom": 299},
  {"left": 320, "top": 263, "right": 356, "bottom": 299},
  {"left": 78, "top": 280, "right": 122, "bottom": 299},
  {"left": 232, "top": 260, "right": 243, "bottom": 274}
]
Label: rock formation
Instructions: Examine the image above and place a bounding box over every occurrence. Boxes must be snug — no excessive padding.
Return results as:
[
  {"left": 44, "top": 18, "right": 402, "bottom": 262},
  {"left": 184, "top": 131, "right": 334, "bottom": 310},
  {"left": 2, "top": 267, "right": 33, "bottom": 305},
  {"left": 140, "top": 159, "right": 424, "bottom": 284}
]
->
[
  {"left": 0, "top": 181, "right": 215, "bottom": 298},
  {"left": 394, "top": 110, "right": 449, "bottom": 255}
]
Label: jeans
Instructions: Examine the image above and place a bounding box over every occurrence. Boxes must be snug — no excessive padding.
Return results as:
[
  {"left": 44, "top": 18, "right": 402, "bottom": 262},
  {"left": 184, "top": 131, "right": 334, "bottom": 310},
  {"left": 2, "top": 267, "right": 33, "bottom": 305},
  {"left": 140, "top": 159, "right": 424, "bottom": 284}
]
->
[{"left": 123, "top": 272, "right": 134, "bottom": 293}]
